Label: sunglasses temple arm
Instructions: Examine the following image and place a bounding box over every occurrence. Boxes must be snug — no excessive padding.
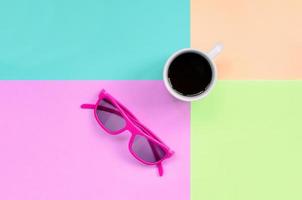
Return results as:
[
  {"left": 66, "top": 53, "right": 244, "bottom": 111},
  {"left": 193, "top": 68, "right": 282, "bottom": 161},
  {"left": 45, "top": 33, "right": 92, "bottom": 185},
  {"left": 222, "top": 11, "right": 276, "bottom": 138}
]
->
[
  {"left": 133, "top": 119, "right": 165, "bottom": 145},
  {"left": 81, "top": 101, "right": 163, "bottom": 144},
  {"left": 102, "top": 101, "right": 163, "bottom": 143},
  {"left": 81, "top": 104, "right": 95, "bottom": 109},
  {"left": 119, "top": 106, "right": 167, "bottom": 147},
  {"left": 81, "top": 104, "right": 123, "bottom": 117},
  {"left": 157, "top": 163, "right": 164, "bottom": 176},
  {"left": 147, "top": 137, "right": 165, "bottom": 177},
  {"left": 152, "top": 145, "right": 165, "bottom": 177}
]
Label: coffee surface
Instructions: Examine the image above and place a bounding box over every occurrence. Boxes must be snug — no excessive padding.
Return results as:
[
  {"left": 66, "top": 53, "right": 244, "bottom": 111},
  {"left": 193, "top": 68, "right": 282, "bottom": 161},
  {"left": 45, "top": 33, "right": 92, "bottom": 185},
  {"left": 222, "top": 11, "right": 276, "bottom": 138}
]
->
[{"left": 168, "top": 52, "right": 213, "bottom": 96}]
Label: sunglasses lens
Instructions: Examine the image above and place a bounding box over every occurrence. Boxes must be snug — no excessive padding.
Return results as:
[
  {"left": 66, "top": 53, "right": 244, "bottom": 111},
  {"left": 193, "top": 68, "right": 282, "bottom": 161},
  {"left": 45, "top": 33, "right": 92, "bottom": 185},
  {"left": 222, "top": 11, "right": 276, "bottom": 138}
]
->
[
  {"left": 96, "top": 99, "right": 126, "bottom": 132},
  {"left": 131, "top": 135, "right": 166, "bottom": 163}
]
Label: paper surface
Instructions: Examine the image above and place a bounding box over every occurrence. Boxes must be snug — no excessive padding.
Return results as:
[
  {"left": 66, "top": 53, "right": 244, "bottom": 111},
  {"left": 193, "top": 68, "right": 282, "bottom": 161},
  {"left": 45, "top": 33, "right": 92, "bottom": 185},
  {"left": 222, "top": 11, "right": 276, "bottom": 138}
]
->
[
  {"left": 191, "top": 0, "right": 302, "bottom": 79},
  {"left": 0, "top": 0, "right": 189, "bottom": 79},
  {"left": 0, "top": 81, "right": 190, "bottom": 200},
  {"left": 192, "top": 81, "right": 302, "bottom": 200}
]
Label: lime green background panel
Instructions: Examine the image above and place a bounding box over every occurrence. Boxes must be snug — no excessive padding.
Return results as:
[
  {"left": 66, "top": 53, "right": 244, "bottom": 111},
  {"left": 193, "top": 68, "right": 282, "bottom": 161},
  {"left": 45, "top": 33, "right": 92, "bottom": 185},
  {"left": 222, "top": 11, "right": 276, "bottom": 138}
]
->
[
  {"left": 192, "top": 81, "right": 302, "bottom": 200},
  {"left": 0, "top": 0, "right": 189, "bottom": 79}
]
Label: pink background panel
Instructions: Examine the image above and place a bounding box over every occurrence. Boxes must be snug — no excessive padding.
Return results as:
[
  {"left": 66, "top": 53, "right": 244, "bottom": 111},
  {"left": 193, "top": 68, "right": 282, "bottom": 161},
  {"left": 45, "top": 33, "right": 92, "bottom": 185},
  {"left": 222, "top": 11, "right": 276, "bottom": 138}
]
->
[{"left": 0, "top": 81, "right": 190, "bottom": 200}]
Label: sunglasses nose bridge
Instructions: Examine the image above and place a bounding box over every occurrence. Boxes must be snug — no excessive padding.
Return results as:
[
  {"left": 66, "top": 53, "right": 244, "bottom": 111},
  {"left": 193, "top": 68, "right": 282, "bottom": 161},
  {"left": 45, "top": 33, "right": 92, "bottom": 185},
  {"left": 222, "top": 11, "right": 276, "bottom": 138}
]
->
[{"left": 127, "top": 125, "right": 137, "bottom": 135}]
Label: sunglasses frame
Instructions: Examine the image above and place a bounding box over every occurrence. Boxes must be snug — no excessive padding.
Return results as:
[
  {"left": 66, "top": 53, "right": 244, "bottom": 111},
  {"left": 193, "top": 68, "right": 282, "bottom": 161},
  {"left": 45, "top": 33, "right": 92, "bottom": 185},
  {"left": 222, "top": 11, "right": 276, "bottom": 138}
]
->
[{"left": 81, "top": 89, "right": 174, "bottom": 176}]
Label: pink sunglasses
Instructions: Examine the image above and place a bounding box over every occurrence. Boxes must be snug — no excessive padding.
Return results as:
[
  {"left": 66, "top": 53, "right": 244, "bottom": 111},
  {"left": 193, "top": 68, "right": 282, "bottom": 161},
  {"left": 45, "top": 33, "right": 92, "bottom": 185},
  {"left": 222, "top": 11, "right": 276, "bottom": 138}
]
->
[{"left": 81, "top": 89, "right": 174, "bottom": 176}]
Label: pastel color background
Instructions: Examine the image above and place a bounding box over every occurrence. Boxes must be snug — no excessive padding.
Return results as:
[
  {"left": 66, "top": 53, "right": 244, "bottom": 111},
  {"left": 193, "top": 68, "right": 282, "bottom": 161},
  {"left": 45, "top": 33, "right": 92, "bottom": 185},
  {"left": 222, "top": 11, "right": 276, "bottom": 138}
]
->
[
  {"left": 191, "top": 0, "right": 302, "bottom": 79},
  {"left": 0, "top": 81, "right": 190, "bottom": 200},
  {"left": 1, "top": 0, "right": 302, "bottom": 200},
  {"left": 192, "top": 81, "right": 302, "bottom": 200},
  {"left": 0, "top": 0, "right": 189, "bottom": 79}
]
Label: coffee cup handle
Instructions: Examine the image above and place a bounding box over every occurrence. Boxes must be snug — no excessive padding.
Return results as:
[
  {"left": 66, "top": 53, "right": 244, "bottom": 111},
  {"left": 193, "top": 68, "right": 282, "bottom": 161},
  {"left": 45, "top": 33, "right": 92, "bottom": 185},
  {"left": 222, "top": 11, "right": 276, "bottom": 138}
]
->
[{"left": 207, "top": 43, "right": 224, "bottom": 59}]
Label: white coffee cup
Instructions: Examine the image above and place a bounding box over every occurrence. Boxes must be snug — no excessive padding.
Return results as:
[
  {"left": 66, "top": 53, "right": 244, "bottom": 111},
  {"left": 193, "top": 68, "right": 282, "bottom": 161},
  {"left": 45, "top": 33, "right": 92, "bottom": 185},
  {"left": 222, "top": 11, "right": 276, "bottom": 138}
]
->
[{"left": 163, "top": 44, "right": 223, "bottom": 102}]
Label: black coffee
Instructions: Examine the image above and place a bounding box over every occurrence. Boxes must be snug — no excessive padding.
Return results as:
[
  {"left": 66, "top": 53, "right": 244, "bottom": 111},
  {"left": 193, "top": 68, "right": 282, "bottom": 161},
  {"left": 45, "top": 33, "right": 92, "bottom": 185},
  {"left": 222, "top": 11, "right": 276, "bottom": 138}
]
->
[{"left": 168, "top": 52, "right": 213, "bottom": 96}]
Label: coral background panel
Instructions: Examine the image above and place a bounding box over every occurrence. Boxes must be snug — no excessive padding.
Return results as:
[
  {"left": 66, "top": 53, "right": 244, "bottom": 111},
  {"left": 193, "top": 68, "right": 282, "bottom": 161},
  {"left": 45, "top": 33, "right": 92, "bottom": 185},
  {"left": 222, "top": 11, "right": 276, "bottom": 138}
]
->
[{"left": 191, "top": 0, "right": 302, "bottom": 79}]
